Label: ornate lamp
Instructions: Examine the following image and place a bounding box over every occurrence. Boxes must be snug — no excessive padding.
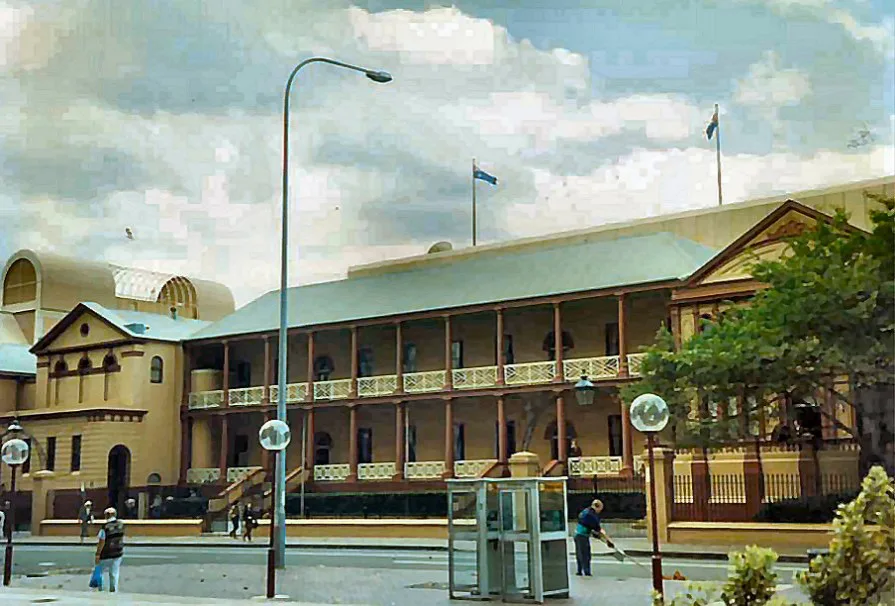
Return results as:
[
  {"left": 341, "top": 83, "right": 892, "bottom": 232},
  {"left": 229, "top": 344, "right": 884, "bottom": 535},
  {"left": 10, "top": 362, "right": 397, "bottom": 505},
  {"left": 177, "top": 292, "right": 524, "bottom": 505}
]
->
[{"left": 574, "top": 376, "right": 596, "bottom": 406}]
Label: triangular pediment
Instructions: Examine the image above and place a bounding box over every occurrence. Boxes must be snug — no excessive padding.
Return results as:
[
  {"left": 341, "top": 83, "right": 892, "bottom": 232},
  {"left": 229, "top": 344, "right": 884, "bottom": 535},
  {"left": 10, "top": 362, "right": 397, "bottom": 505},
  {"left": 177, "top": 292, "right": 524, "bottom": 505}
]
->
[
  {"left": 685, "top": 200, "right": 842, "bottom": 287},
  {"left": 31, "top": 303, "right": 131, "bottom": 353}
]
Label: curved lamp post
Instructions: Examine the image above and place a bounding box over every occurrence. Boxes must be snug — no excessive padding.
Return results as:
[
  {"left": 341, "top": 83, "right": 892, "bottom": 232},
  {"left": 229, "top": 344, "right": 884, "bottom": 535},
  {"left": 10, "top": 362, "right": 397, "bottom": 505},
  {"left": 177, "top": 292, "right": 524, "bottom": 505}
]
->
[
  {"left": 629, "top": 393, "right": 670, "bottom": 598},
  {"left": 275, "top": 57, "right": 392, "bottom": 570},
  {"left": 1, "top": 419, "right": 29, "bottom": 586}
]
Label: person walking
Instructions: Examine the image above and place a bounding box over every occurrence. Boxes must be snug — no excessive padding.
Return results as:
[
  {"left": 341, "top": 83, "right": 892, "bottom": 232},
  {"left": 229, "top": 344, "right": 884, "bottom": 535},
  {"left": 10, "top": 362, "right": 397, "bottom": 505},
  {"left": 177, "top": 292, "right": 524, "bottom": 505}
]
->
[
  {"left": 228, "top": 505, "right": 239, "bottom": 540},
  {"left": 242, "top": 504, "right": 256, "bottom": 542},
  {"left": 574, "top": 499, "right": 614, "bottom": 577},
  {"left": 78, "top": 500, "right": 94, "bottom": 543},
  {"left": 94, "top": 507, "right": 125, "bottom": 592}
]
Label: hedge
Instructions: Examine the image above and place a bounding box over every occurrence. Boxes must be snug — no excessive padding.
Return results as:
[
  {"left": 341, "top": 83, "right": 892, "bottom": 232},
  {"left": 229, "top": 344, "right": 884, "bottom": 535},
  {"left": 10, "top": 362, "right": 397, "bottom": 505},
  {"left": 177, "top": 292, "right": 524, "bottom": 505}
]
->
[{"left": 753, "top": 491, "right": 860, "bottom": 523}]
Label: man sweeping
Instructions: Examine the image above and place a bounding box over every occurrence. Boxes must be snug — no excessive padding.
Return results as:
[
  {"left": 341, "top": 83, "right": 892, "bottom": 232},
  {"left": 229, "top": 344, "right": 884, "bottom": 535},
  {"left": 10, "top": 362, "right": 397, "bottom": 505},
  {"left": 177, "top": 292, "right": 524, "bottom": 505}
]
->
[{"left": 574, "top": 499, "right": 614, "bottom": 577}]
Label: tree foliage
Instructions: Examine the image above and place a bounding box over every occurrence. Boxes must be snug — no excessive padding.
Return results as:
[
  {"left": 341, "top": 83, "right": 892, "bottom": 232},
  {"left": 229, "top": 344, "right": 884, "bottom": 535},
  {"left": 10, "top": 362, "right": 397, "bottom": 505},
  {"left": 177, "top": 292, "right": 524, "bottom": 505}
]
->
[{"left": 626, "top": 194, "right": 895, "bottom": 454}]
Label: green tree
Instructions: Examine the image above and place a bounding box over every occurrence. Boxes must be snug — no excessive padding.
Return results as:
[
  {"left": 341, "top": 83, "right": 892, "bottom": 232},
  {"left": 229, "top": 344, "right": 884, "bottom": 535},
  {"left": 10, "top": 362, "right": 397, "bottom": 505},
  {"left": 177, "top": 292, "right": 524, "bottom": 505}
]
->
[{"left": 626, "top": 194, "right": 894, "bottom": 462}]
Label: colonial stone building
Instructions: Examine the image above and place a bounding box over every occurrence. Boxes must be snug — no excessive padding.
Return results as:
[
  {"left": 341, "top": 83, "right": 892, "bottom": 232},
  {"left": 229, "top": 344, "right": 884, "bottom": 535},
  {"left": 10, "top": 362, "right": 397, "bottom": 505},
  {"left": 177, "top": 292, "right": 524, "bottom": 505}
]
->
[{"left": 0, "top": 175, "right": 891, "bottom": 525}]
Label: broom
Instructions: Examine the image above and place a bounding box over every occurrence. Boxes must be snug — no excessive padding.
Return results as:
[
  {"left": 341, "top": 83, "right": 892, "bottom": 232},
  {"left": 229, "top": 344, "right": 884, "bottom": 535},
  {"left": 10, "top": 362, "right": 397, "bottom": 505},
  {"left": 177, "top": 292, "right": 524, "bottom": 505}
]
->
[{"left": 601, "top": 538, "right": 687, "bottom": 581}]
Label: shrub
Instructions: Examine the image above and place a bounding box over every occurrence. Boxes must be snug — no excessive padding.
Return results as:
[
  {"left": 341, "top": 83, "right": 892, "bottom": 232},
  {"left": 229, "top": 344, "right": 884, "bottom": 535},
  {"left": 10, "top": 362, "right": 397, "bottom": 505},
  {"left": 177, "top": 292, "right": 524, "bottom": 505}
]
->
[
  {"left": 753, "top": 492, "right": 860, "bottom": 524},
  {"left": 797, "top": 466, "right": 895, "bottom": 606}
]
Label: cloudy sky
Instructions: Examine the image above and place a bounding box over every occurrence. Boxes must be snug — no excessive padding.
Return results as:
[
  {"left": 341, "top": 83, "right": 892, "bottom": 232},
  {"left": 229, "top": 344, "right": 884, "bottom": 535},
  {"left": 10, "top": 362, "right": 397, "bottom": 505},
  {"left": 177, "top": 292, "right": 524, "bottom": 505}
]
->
[{"left": 1, "top": 0, "right": 892, "bottom": 307}]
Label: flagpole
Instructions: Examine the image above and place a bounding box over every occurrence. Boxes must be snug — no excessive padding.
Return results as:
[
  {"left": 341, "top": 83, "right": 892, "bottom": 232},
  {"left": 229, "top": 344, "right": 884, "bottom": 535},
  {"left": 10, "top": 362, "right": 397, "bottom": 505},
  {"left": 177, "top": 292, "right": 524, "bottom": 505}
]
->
[
  {"left": 715, "top": 103, "right": 722, "bottom": 206},
  {"left": 472, "top": 158, "right": 477, "bottom": 246}
]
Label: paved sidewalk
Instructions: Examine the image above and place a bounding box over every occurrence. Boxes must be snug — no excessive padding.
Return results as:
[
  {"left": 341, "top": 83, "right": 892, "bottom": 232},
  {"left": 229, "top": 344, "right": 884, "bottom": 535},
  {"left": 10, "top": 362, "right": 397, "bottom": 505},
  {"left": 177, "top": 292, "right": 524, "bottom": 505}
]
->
[
  {"left": 16, "top": 533, "right": 812, "bottom": 562},
  {"left": 0, "top": 586, "right": 355, "bottom": 605},
  {"left": 7, "top": 562, "right": 810, "bottom": 605}
]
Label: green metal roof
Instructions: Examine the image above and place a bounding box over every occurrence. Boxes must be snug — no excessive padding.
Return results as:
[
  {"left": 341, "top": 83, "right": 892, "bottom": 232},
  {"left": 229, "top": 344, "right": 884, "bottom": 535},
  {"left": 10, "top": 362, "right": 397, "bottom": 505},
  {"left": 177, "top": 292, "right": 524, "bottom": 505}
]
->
[
  {"left": 0, "top": 344, "right": 36, "bottom": 376},
  {"left": 81, "top": 303, "right": 211, "bottom": 342},
  {"left": 188, "top": 231, "right": 717, "bottom": 341}
]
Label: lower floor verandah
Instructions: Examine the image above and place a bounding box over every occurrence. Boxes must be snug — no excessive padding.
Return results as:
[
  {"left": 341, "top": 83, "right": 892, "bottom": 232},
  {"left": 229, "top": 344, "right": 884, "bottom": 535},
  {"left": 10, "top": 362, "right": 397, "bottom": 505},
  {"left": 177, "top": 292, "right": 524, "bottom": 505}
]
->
[{"left": 183, "top": 388, "right": 645, "bottom": 489}]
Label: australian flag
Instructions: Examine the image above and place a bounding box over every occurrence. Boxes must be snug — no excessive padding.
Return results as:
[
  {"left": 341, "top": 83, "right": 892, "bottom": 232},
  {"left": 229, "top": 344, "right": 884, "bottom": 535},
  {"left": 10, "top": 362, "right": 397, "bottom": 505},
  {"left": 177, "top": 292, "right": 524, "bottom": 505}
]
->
[
  {"left": 705, "top": 108, "right": 719, "bottom": 140},
  {"left": 473, "top": 167, "right": 498, "bottom": 185}
]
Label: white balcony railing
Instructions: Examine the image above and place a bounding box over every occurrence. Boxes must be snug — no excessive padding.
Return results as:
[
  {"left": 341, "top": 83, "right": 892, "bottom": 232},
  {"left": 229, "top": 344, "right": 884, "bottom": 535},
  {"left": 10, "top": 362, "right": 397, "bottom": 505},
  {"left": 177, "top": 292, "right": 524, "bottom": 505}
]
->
[
  {"left": 568, "top": 456, "right": 623, "bottom": 477},
  {"left": 564, "top": 356, "right": 620, "bottom": 381},
  {"left": 314, "top": 379, "right": 352, "bottom": 401},
  {"left": 452, "top": 366, "right": 498, "bottom": 390},
  {"left": 504, "top": 361, "right": 556, "bottom": 385},
  {"left": 228, "top": 386, "right": 265, "bottom": 407},
  {"left": 188, "top": 390, "right": 224, "bottom": 410},
  {"left": 226, "top": 466, "right": 263, "bottom": 484},
  {"left": 357, "top": 462, "right": 396, "bottom": 481},
  {"left": 626, "top": 353, "right": 647, "bottom": 376},
  {"left": 454, "top": 459, "right": 497, "bottom": 478},
  {"left": 186, "top": 467, "right": 222, "bottom": 484},
  {"left": 268, "top": 383, "right": 309, "bottom": 403},
  {"left": 405, "top": 461, "right": 446, "bottom": 480},
  {"left": 357, "top": 375, "right": 398, "bottom": 397},
  {"left": 403, "top": 370, "right": 446, "bottom": 394},
  {"left": 188, "top": 353, "right": 651, "bottom": 408},
  {"left": 313, "top": 464, "right": 351, "bottom": 481}
]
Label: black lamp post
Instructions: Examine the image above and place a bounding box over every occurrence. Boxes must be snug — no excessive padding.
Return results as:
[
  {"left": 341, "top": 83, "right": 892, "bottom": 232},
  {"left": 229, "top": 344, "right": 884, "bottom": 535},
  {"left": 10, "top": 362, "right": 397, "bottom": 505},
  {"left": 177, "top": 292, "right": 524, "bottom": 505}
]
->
[{"left": 1, "top": 419, "right": 29, "bottom": 586}]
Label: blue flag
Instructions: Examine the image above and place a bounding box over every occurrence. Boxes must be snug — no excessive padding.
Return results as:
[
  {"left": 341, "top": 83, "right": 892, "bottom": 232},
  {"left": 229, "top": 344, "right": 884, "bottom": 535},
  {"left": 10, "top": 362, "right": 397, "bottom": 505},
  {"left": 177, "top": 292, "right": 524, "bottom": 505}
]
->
[
  {"left": 705, "top": 108, "right": 718, "bottom": 140},
  {"left": 473, "top": 168, "right": 498, "bottom": 186}
]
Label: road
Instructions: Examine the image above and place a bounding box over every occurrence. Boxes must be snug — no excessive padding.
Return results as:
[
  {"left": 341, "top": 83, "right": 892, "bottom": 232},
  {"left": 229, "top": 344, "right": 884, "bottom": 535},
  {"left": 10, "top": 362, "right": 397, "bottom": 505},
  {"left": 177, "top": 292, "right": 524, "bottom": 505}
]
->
[{"left": 9, "top": 543, "right": 807, "bottom": 583}]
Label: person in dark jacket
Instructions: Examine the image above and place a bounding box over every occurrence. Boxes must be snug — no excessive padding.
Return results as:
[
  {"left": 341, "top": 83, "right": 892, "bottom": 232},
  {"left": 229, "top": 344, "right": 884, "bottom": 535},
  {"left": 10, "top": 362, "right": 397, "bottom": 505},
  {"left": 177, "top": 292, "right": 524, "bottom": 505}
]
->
[
  {"left": 78, "top": 500, "right": 94, "bottom": 543},
  {"left": 95, "top": 507, "right": 125, "bottom": 592},
  {"left": 242, "top": 504, "right": 256, "bottom": 542},
  {"left": 574, "top": 499, "right": 614, "bottom": 577}
]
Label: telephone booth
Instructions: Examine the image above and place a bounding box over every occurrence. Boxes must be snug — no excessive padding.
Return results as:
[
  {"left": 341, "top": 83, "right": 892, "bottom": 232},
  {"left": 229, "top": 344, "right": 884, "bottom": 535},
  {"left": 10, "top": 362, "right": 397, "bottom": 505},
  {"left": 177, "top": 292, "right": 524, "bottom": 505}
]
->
[{"left": 447, "top": 477, "right": 569, "bottom": 603}]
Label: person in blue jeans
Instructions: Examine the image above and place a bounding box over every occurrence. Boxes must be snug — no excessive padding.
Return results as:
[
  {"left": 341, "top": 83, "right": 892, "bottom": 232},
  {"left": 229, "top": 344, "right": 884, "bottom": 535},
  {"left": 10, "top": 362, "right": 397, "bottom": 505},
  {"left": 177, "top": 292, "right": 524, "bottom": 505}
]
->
[
  {"left": 95, "top": 507, "right": 125, "bottom": 592},
  {"left": 574, "top": 499, "right": 614, "bottom": 576}
]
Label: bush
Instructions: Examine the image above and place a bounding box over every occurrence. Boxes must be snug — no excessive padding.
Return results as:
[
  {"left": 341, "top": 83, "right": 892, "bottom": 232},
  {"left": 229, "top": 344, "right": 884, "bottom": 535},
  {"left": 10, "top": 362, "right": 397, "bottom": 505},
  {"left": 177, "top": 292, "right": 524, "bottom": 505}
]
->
[
  {"left": 161, "top": 496, "right": 208, "bottom": 518},
  {"left": 754, "top": 492, "right": 860, "bottom": 524},
  {"left": 797, "top": 466, "right": 895, "bottom": 605}
]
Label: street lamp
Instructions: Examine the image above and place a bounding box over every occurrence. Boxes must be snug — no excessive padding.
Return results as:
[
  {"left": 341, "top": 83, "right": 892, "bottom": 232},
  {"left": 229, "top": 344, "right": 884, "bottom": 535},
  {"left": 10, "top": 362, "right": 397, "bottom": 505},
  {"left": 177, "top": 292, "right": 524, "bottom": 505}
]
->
[
  {"left": 259, "top": 419, "right": 291, "bottom": 599},
  {"left": 629, "top": 393, "right": 670, "bottom": 598},
  {"left": 1, "top": 420, "right": 29, "bottom": 586},
  {"left": 275, "top": 57, "right": 392, "bottom": 569},
  {"left": 574, "top": 376, "right": 596, "bottom": 406}
]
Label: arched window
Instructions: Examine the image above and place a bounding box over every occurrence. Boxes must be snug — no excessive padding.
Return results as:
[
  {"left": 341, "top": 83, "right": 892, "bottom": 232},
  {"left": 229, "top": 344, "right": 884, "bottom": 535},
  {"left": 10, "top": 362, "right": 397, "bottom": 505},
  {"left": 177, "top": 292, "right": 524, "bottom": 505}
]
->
[
  {"left": 53, "top": 359, "right": 68, "bottom": 406},
  {"left": 77, "top": 356, "right": 92, "bottom": 403},
  {"left": 2, "top": 258, "right": 37, "bottom": 305},
  {"left": 103, "top": 353, "right": 118, "bottom": 401},
  {"left": 150, "top": 356, "right": 164, "bottom": 384}
]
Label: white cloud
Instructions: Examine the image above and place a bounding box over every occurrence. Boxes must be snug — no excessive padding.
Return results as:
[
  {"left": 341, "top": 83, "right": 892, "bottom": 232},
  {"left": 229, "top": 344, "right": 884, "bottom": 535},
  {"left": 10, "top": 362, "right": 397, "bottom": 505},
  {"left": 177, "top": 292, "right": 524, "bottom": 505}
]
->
[
  {"left": 2, "top": 1, "right": 892, "bottom": 310},
  {"left": 734, "top": 51, "right": 812, "bottom": 108}
]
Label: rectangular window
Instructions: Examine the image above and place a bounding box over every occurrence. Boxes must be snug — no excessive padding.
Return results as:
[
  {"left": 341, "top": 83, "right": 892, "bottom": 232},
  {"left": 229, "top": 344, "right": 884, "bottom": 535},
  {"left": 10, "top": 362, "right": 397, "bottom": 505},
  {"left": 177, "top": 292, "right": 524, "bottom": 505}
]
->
[
  {"left": 406, "top": 424, "right": 417, "bottom": 463},
  {"left": 23, "top": 438, "right": 31, "bottom": 473},
  {"left": 608, "top": 415, "right": 623, "bottom": 457},
  {"left": 235, "top": 362, "right": 251, "bottom": 388},
  {"left": 403, "top": 344, "right": 417, "bottom": 373},
  {"left": 46, "top": 436, "right": 56, "bottom": 471},
  {"left": 605, "top": 322, "right": 620, "bottom": 356},
  {"left": 453, "top": 423, "right": 466, "bottom": 461},
  {"left": 495, "top": 420, "right": 517, "bottom": 459},
  {"left": 71, "top": 435, "right": 82, "bottom": 472},
  {"left": 358, "top": 348, "right": 374, "bottom": 378},
  {"left": 357, "top": 428, "right": 373, "bottom": 464},
  {"left": 451, "top": 340, "right": 464, "bottom": 369},
  {"left": 232, "top": 434, "right": 249, "bottom": 467},
  {"left": 503, "top": 335, "right": 515, "bottom": 365}
]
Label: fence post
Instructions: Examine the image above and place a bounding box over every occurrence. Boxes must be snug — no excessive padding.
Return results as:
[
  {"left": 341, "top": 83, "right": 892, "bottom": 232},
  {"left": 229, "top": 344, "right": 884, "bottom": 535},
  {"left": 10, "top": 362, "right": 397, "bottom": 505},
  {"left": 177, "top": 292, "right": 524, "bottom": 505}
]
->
[
  {"left": 743, "top": 442, "right": 764, "bottom": 519},
  {"left": 645, "top": 447, "right": 675, "bottom": 545},
  {"left": 798, "top": 442, "right": 819, "bottom": 498},
  {"left": 691, "top": 450, "right": 710, "bottom": 521}
]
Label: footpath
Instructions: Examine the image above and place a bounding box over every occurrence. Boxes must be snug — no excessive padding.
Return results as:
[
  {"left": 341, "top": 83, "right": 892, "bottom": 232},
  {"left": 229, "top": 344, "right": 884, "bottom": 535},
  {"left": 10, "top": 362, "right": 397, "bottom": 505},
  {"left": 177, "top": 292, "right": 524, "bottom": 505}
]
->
[{"left": 16, "top": 533, "right": 813, "bottom": 563}]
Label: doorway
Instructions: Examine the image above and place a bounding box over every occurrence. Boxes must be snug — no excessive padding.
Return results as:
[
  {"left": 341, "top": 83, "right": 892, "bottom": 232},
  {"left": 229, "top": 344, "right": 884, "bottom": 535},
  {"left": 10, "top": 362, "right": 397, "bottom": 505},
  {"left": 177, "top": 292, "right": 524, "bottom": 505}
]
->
[{"left": 107, "top": 445, "right": 131, "bottom": 513}]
